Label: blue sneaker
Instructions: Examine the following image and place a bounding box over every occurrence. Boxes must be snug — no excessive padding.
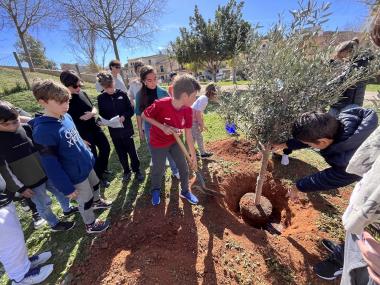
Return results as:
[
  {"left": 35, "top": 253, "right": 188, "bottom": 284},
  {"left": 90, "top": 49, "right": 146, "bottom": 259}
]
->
[
  {"left": 180, "top": 191, "right": 199, "bottom": 205},
  {"left": 152, "top": 189, "right": 161, "bottom": 206}
]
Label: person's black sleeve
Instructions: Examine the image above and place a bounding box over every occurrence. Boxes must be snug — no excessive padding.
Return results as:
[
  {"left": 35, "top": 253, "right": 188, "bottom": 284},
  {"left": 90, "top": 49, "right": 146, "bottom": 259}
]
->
[{"left": 296, "top": 167, "right": 360, "bottom": 192}]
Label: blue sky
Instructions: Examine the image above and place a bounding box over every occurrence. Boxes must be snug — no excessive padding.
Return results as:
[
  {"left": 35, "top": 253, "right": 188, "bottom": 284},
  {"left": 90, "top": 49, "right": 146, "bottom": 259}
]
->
[{"left": 0, "top": 0, "right": 370, "bottom": 66}]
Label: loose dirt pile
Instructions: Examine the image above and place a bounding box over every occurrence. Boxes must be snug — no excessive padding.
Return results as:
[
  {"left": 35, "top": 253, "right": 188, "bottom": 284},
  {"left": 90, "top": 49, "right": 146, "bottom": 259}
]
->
[{"left": 70, "top": 139, "right": 348, "bottom": 285}]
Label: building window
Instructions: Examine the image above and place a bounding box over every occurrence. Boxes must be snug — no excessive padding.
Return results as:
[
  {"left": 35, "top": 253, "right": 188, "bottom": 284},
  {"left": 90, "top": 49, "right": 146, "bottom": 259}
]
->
[{"left": 160, "top": 65, "right": 164, "bottom": 72}]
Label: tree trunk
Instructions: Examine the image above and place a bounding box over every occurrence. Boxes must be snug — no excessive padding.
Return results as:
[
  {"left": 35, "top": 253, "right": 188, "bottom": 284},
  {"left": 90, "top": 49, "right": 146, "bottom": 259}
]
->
[
  {"left": 18, "top": 31, "right": 35, "bottom": 72},
  {"left": 212, "top": 69, "right": 217, "bottom": 82},
  {"left": 232, "top": 66, "right": 237, "bottom": 84},
  {"left": 254, "top": 147, "right": 271, "bottom": 205},
  {"left": 110, "top": 37, "right": 128, "bottom": 84}
]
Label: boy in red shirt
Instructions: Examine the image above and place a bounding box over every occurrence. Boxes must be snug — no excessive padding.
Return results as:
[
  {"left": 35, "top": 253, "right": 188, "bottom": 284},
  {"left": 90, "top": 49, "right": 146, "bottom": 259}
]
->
[{"left": 142, "top": 74, "right": 200, "bottom": 206}]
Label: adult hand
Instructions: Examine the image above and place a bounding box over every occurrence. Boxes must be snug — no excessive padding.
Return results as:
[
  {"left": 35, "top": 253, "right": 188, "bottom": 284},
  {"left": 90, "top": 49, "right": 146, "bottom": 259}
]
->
[
  {"left": 286, "top": 186, "right": 300, "bottom": 203},
  {"left": 119, "top": 116, "right": 125, "bottom": 123},
  {"left": 21, "top": 188, "right": 34, "bottom": 198},
  {"left": 358, "top": 231, "right": 380, "bottom": 284},
  {"left": 67, "top": 190, "right": 79, "bottom": 200},
  {"left": 80, "top": 111, "right": 95, "bottom": 121}
]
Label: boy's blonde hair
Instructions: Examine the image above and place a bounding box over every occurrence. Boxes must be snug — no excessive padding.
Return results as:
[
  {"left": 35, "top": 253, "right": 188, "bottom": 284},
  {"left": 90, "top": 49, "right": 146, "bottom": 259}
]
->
[
  {"left": 32, "top": 79, "right": 71, "bottom": 103},
  {"left": 173, "top": 74, "right": 201, "bottom": 100},
  {"left": 97, "top": 71, "right": 113, "bottom": 88}
]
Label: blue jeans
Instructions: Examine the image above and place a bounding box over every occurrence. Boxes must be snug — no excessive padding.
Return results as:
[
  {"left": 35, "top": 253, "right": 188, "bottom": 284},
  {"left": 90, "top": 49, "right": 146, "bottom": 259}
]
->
[
  {"left": 143, "top": 120, "right": 179, "bottom": 174},
  {"left": 30, "top": 183, "right": 59, "bottom": 227},
  {"left": 46, "top": 180, "right": 71, "bottom": 213}
]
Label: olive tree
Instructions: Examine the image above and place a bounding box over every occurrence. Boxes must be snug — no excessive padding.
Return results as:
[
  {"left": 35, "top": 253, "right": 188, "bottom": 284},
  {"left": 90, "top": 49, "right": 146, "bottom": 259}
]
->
[{"left": 219, "top": 0, "right": 380, "bottom": 205}]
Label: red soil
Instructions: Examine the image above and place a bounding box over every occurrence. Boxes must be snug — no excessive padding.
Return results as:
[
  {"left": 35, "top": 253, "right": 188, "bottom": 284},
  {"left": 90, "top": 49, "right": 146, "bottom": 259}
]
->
[{"left": 70, "top": 139, "right": 349, "bottom": 285}]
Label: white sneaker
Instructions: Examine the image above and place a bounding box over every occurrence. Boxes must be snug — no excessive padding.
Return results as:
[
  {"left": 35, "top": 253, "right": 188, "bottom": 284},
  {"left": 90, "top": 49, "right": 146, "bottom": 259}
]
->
[
  {"left": 12, "top": 264, "right": 54, "bottom": 285},
  {"left": 165, "top": 159, "right": 170, "bottom": 166},
  {"left": 149, "top": 159, "right": 153, "bottom": 167},
  {"left": 33, "top": 218, "right": 47, "bottom": 230},
  {"left": 29, "top": 251, "right": 52, "bottom": 269},
  {"left": 172, "top": 172, "right": 180, "bottom": 179}
]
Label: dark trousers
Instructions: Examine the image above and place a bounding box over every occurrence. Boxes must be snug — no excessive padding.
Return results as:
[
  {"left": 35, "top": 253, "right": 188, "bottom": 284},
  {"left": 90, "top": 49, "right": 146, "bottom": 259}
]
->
[
  {"left": 111, "top": 135, "right": 140, "bottom": 174},
  {"left": 87, "top": 130, "right": 111, "bottom": 179}
]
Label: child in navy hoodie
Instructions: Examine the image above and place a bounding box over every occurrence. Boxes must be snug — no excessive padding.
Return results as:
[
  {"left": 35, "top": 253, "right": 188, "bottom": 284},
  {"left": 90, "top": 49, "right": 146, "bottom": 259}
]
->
[{"left": 31, "top": 79, "right": 111, "bottom": 234}]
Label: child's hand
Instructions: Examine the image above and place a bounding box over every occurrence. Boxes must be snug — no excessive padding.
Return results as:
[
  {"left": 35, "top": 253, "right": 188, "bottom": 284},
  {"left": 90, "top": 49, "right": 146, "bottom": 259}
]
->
[
  {"left": 190, "top": 155, "right": 198, "bottom": 170},
  {"left": 67, "top": 190, "right": 78, "bottom": 200},
  {"left": 21, "top": 188, "right": 34, "bottom": 198},
  {"left": 161, "top": 124, "right": 176, "bottom": 135},
  {"left": 83, "top": 140, "right": 91, "bottom": 147},
  {"left": 139, "top": 129, "right": 145, "bottom": 141},
  {"left": 286, "top": 186, "right": 300, "bottom": 202}
]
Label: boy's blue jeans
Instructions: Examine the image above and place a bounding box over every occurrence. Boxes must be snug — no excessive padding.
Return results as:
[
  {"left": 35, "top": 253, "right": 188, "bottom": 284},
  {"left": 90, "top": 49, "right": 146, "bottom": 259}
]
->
[
  {"left": 143, "top": 120, "right": 179, "bottom": 174},
  {"left": 45, "top": 180, "right": 71, "bottom": 213},
  {"left": 30, "top": 182, "right": 59, "bottom": 227}
]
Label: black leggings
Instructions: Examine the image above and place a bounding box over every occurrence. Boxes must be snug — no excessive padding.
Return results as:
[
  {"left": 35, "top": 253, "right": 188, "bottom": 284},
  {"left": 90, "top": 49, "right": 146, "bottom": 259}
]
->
[{"left": 87, "top": 130, "right": 111, "bottom": 179}]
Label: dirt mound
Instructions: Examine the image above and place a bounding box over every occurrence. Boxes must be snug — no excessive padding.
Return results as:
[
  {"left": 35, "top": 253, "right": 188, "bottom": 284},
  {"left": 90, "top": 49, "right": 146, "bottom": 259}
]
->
[
  {"left": 208, "top": 138, "right": 261, "bottom": 162},
  {"left": 69, "top": 140, "right": 344, "bottom": 285}
]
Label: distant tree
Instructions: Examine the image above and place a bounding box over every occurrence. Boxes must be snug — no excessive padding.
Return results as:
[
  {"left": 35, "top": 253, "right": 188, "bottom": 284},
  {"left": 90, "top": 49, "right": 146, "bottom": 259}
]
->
[
  {"left": 15, "top": 33, "right": 56, "bottom": 69},
  {"left": 0, "top": 0, "right": 55, "bottom": 71},
  {"left": 59, "top": 0, "right": 164, "bottom": 62},
  {"left": 172, "top": 0, "right": 251, "bottom": 82},
  {"left": 218, "top": 0, "right": 380, "bottom": 205}
]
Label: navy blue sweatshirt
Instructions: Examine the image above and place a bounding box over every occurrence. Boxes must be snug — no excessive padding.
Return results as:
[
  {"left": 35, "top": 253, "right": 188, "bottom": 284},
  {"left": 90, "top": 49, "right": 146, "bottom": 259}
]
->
[
  {"left": 30, "top": 114, "right": 94, "bottom": 195},
  {"left": 286, "top": 108, "right": 378, "bottom": 192},
  {"left": 97, "top": 89, "right": 135, "bottom": 139}
]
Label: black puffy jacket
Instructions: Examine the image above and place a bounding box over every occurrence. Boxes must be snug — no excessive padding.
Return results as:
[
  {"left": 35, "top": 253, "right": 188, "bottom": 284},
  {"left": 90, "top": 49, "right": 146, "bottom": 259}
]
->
[{"left": 286, "top": 107, "right": 378, "bottom": 192}]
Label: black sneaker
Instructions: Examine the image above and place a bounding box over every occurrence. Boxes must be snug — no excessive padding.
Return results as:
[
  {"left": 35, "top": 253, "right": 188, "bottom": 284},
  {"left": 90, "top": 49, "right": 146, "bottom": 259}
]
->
[
  {"left": 314, "top": 255, "right": 343, "bottom": 281},
  {"left": 135, "top": 171, "right": 145, "bottom": 182},
  {"left": 51, "top": 221, "right": 75, "bottom": 232},
  {"left": 93, "top": 198, "right": 112, "bottom": 209},
  {"left": 100, "top": 179, "right": 110, "bottom": 188},
  {"left": 63, "top": 206, "right": 79, "bottom": 217},
  {"left": 123, "top": 172, "right": 132, "bottom": 182},
  {"left": 86, "top": 219, "right": 110, "bottom": 234},
  {"left": 200, "top": 152, "right": 213, "bottom": 158},
  {"left": 321, "top": 239, "right": 342, "bottom": 255}
]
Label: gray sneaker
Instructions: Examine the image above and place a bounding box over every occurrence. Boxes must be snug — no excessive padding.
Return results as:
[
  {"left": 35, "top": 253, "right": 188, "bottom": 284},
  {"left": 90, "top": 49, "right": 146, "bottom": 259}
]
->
[
  {"left": 12, "top": 264, "right": 54, "bottom": 285},
  {"left": 29, "top": 251, "right": 52, "bottom": 269}
]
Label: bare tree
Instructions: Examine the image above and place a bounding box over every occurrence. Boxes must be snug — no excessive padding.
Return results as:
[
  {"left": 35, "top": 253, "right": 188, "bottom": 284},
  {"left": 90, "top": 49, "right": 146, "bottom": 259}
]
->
[
  {"left": 69, "top": 22, "right": 99, "bottom": 71},
  {"left": 59, "top": 0, "right": 164, "bottom": 62},
  {"left": 0, "top": 0, "right": 55, "bottom": 71},
  {"left": 100, "top": 41, "right": 111, "bottom": 69}
]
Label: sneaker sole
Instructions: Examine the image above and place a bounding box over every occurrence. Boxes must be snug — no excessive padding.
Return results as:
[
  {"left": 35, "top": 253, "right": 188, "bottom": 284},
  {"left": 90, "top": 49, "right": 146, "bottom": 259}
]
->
[
  {"left": 86, "top": 223, "right": 110, "bottom": 234},
  {"left": 321, "top": 240, "right": 336, "bottom": 254},
  {"left": 93, "top": 205, "right": 112, "bottom": 210},
  {"left": 51, "top": 222, "right": 76, "bottom": 232},
  {"left": 12, "top": 264, "right": 54, "bottom": 285},
  {"left": 315, "top": 269, "right": 343, "bottom": 281},
  {"left": 152, "top": 198, "right": 161, "bottom": 206},
  {"left": 179, "top": 193, "right": 198, "bottom": 205},
  {"left": 34, "top": 220, "right": 48, "bottom": 230}
]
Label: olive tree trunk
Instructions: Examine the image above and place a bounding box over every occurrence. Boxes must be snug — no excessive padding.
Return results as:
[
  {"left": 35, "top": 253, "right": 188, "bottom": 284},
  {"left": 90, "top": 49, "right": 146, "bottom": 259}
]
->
[{"left": 254, "top": 147, "right": 271, "bottom": 205}]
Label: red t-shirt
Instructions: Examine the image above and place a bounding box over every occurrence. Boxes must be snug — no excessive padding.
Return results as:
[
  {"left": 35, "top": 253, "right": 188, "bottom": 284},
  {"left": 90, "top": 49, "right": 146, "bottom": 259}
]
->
[{"left": 144, "top": 97, "right": 192, "bottom": 148}]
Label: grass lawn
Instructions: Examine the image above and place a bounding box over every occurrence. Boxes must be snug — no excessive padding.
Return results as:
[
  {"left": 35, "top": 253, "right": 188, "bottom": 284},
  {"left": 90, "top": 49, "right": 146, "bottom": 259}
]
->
[
  {"left": 0, "top": 68, "right": 348, "bottom": 284},
  {"left": 366, "top": 84, "right": 380, "bottom": 93}
]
